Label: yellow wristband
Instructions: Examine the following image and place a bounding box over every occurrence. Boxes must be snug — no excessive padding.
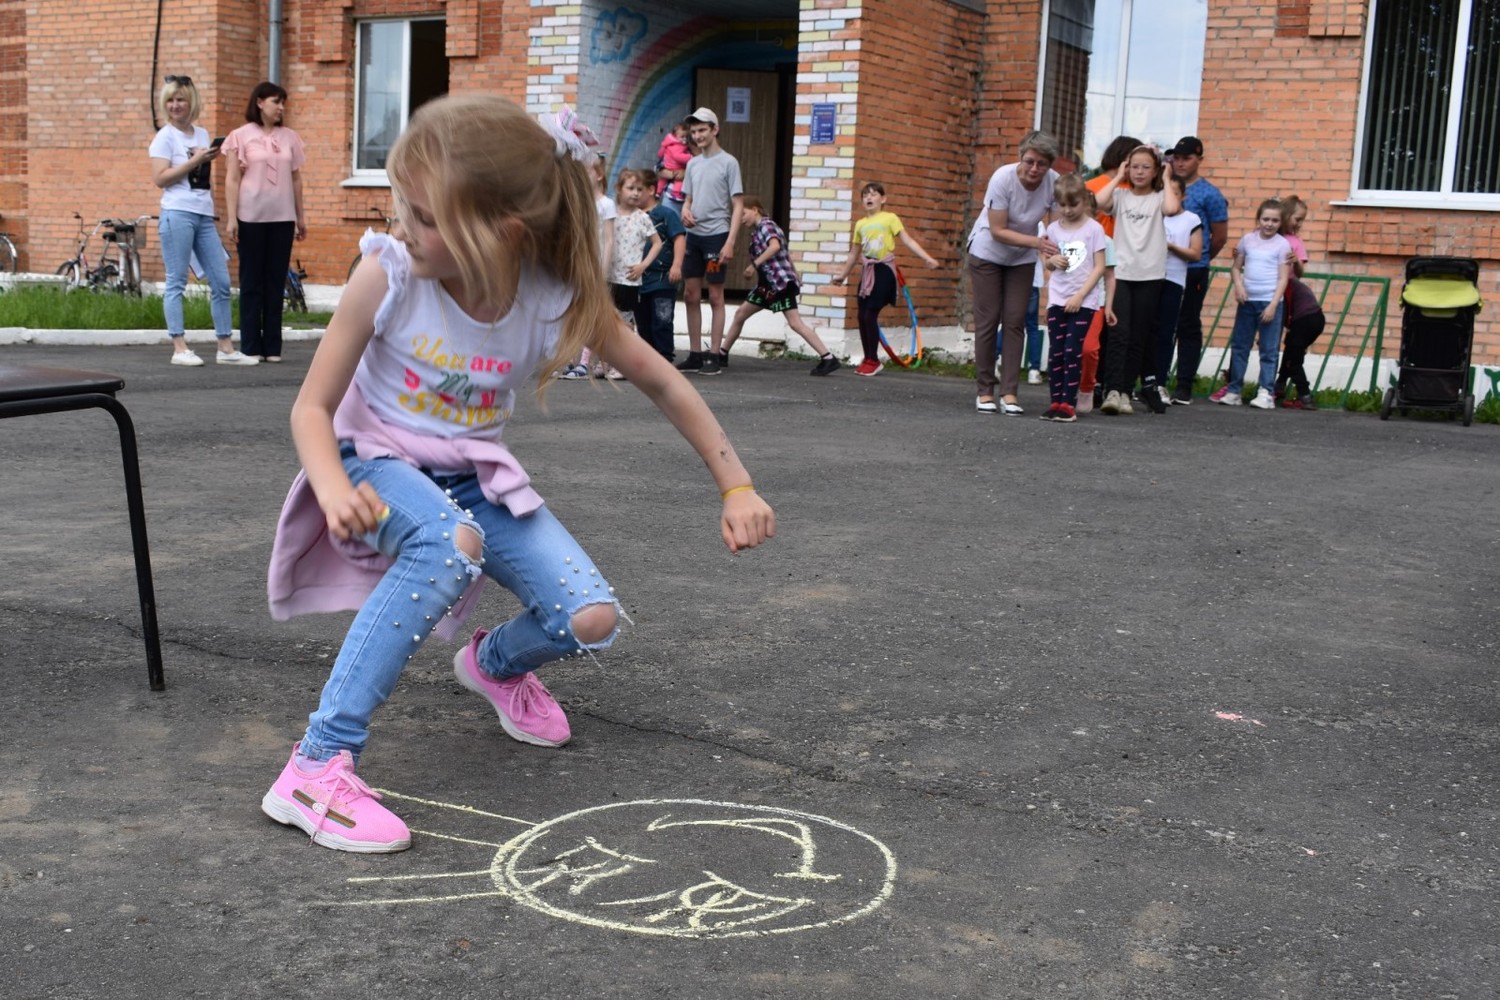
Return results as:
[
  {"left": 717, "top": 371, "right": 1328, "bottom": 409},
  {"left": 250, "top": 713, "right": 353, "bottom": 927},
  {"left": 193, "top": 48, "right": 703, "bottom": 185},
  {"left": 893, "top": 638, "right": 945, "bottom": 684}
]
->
[{"left": 720, "top": 484, "right": 756, "bottom": 500}]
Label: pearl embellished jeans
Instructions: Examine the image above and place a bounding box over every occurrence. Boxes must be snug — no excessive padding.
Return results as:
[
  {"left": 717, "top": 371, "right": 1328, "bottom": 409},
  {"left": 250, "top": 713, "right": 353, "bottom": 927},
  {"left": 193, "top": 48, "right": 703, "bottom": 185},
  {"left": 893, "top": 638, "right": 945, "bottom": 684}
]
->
[{"left": 300, "top": 449, "right": 620, "bottom": 761}]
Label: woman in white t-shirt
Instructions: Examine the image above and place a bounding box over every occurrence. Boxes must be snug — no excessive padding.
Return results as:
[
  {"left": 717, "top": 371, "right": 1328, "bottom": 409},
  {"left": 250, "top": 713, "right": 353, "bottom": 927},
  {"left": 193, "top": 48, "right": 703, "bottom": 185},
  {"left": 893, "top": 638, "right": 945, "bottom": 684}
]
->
[
  {"left": 966, "top": 131, "right": 1061, "bottom": 415},
  {"left": 147, "top": 75, "right": 256, "bottom": 367}
]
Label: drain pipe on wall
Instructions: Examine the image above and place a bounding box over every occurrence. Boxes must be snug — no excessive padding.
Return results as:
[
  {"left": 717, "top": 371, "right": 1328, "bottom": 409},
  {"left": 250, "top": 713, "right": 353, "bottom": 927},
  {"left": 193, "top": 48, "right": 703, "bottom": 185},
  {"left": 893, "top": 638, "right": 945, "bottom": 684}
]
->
[{"left": 268, "top": 0, "right": 284, "bottom": 83}]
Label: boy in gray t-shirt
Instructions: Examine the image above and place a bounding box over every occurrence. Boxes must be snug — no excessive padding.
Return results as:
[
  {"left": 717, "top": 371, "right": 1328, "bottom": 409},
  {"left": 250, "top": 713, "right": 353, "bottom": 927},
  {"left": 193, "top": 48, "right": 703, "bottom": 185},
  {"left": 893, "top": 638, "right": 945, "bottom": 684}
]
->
[{"left": 677, "top": 107, "right": 743, "bottom": 375}]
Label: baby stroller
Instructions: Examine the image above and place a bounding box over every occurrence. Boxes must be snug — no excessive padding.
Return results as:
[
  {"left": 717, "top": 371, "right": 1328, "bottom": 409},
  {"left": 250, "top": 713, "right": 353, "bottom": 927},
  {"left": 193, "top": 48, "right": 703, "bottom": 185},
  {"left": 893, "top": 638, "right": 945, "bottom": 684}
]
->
[{"left": 1381, "top": 256, "right": 1482, "bottom": 426}]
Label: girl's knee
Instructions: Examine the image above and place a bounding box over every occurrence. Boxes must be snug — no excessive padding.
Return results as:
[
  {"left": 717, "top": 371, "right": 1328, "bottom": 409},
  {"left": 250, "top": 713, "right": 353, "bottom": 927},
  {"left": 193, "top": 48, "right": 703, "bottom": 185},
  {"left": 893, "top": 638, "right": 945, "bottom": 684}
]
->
[
  {"left": 570, "top": 601, "right": 618, "bottom": 645},
  {"left": 455, "top": 522, "right": 483, "bottom": 562}
]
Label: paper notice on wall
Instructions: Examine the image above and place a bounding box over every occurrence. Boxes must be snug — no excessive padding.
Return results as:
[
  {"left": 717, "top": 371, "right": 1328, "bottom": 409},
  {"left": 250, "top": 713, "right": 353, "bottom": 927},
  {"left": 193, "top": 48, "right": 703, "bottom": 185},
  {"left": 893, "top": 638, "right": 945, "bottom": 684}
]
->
[{"left": 726, "top": 88, "right": 751, "bottom": 123}]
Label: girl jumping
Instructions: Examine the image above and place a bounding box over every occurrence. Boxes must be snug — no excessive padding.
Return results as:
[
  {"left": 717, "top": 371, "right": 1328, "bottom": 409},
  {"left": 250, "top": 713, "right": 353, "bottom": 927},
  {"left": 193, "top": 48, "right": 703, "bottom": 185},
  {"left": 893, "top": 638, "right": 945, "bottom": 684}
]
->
[{"left": 263, "top": 95, "right": 775, "bottom": 853}]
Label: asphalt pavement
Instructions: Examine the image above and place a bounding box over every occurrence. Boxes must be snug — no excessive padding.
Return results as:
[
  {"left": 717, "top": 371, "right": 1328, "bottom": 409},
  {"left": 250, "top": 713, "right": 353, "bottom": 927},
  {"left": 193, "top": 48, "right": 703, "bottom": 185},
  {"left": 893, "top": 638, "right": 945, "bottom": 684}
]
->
[{"left": 2, "top": 341, "right": 1497, "bottom": 999}]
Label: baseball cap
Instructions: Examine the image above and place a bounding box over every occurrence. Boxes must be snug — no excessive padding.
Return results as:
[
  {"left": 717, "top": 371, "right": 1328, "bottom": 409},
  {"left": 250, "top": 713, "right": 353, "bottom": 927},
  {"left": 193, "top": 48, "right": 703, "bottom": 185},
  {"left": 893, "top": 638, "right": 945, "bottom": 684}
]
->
[
  {"left": 686, "top": 107, "right": 719, "bottom": 127},
  {"left": 1170, "top": 136, "right": 1204, "bottom": 157}
]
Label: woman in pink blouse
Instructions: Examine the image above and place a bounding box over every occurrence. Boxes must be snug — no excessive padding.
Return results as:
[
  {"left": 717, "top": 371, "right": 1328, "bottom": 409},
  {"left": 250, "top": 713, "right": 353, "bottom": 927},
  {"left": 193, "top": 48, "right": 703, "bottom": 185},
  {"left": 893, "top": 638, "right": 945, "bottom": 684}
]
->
[{"left": 223, "top": 81, "right": 307, "bottom": 362}]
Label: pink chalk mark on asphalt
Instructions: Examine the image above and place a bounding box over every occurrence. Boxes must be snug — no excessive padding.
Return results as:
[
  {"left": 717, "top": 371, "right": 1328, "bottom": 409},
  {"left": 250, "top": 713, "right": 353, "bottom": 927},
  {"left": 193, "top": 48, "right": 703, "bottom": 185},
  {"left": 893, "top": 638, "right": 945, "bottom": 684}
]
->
[{"left": 1213, "top": 711, "right": 1267, "bottom": 727}]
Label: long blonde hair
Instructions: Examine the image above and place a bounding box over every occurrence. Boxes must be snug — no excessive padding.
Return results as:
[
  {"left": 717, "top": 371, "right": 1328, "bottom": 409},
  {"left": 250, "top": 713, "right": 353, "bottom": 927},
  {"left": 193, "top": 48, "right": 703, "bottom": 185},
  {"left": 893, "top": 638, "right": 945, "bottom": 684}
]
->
[{"left": 386, "top": 95, "right": 614, "bottom": 393}]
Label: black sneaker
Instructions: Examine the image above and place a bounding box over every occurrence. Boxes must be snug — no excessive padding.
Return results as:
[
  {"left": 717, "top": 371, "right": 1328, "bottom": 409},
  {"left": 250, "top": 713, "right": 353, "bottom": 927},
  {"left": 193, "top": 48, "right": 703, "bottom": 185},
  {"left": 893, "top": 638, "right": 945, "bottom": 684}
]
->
[
  {"left": 698, "top": 356, "right": 721, "bottom": 375},
  {"left": 675, "top": 351, "right": 703, "bottom": 373},
  {"left": 810, "top": 355, "right": 841, "bottom": 376},
  {"left": 1141, "top": 385, "right": 1168, "bottom": 414},
  {"left": 716, "top": 351, "right": 730, "bottom": 370}
]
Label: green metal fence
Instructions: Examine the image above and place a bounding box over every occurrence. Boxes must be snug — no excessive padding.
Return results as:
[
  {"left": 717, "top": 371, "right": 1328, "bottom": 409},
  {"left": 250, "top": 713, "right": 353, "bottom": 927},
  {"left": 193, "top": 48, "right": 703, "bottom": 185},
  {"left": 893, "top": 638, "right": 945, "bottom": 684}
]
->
[{"left": 1201, "top": 266, "right": 1391, "bottom": 404}]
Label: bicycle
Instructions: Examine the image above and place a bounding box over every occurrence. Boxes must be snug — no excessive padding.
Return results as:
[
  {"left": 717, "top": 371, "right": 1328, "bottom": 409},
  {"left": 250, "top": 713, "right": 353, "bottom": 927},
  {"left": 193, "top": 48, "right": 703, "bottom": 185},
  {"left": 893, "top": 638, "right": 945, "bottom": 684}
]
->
[
  {"left": 0, "top": 212, "right": 18, "bottom": 273},
  {"left": 284, "top": 258, "right": 308, "bottom": 313},
  {"left": 56, "top": 213, "right": 155, "bottom": 294},
  {"left": 347, "top": 205, "right": 396, "bottom": 280}
]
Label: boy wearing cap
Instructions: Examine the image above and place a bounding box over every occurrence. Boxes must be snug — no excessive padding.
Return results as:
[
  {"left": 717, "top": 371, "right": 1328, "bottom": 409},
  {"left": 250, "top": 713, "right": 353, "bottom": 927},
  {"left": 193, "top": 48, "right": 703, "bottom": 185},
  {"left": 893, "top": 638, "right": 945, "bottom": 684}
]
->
[
  {"left": 1167, "top": 136, "right": 1230, "bottom": 403},
  {"left": 677, "top": 107, "right": 744, "bottom": 376}
]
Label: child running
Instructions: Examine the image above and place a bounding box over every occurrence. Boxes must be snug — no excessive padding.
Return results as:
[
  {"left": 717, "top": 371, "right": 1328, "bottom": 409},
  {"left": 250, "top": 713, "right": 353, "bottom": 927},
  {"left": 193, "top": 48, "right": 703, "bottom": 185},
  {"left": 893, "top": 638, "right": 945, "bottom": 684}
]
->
[
  {"left": 721, "top": 196, "right": 840, "bottom": 375},
  {"left": 1213, "top": 199, "right": 1292, "bottom": 409},
  {"left": 1039, "top": 174, "right": 1107, "bottom": 421},
  {"left": 831, "top": 181, "right": 939, "bottom": 377},
  {"left": 262, "top": 96, "right": 776, "bottom": 853},
  {"left": 603, "top": 169, "right": 665, "bottom": 378}
]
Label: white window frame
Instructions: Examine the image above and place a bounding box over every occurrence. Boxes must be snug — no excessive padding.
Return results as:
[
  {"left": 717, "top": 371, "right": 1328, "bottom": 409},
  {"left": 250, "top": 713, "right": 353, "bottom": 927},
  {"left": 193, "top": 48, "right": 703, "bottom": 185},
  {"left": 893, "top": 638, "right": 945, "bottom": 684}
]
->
[
  {"left": 1347, "top": 0, "right": 1499, "bottom": 211},
  {"left": 1033, "top": 0, "right": 1207, "bottom": 170},
  {"left": 346, "top": 16, "right": 445, "bottom": 187}
]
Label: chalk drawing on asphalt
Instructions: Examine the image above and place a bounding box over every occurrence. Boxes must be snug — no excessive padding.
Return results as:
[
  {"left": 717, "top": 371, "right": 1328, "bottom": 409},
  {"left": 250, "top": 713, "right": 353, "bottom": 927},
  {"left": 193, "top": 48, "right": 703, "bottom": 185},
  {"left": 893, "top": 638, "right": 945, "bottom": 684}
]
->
[{"left": 334, "top": 795, "right": 898, "bottom": 939}]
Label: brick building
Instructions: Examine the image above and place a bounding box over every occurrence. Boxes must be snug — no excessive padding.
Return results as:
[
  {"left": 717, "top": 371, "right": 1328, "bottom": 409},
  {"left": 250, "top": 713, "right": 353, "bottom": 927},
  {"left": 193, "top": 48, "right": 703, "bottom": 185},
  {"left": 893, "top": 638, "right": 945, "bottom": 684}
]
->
[{"left": 1, "top": 1, "right": 1496, "bottom": 375}]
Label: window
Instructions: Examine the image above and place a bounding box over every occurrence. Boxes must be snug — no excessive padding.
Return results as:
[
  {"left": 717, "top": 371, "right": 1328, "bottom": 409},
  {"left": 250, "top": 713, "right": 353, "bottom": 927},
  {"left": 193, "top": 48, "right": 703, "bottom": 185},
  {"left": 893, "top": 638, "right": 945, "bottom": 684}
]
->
[
  {"left": 1037, "top": 0, "right": 1209, "bottom": 174},
  {"left": 1354, "top": 0, "right": 1499, "bottom": 206},
  {"left": 353, "top": 18, "right": 450, "bottom": 177}
]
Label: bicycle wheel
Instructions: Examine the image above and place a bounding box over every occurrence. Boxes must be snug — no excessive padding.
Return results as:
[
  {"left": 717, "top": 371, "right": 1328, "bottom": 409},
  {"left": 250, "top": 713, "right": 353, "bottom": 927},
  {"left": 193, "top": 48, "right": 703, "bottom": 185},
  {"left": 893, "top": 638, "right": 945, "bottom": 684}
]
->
[
  {"left": 122, "top": 252, "right": 142, "bottom": 296},
  {"left": 284, "top": 273, "right": 308, "bottom": 313},
  {"left": 347, "top": 253, "right": 362, "bottom": 282},
  {"left": 56, "top": 260, "right": 80, "bottom": 287},
  {"left": 89, "top": 262, "right": 119, "bottom": 292},
  {"left": 0, "top": 236, "right": 16, "bottom": 273}
]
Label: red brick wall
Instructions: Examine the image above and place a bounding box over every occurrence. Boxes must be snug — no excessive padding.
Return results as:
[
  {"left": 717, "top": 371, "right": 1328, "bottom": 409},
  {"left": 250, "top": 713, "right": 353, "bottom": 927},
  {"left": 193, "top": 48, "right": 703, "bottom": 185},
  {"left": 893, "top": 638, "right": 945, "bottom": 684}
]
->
[
  {"left": 851, "top": 0, "right": 986, "bottom": 327},
  {"left": 0, "top": 0, "right": 27, "bottom": 268},
  {"left": 22, "top": 0, "right": 263, "bottom": 282},
  {"left": 1190, "top": 2, "right": 1498, "bottom": 362}
]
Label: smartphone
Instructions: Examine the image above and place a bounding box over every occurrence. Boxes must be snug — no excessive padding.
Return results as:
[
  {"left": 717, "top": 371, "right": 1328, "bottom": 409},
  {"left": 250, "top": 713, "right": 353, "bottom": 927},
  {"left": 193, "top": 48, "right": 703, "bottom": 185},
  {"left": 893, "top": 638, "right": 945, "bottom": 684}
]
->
[{"left": 208, "top": 136, "right": 225, "bottom": 152}]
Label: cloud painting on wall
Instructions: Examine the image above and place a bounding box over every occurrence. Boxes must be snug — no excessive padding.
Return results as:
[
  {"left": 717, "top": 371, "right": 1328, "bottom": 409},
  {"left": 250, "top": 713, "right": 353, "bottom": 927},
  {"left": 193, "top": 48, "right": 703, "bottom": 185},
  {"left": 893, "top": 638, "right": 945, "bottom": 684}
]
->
[{"left": 591, "top": 7, "right": 648, "bottom": 64}]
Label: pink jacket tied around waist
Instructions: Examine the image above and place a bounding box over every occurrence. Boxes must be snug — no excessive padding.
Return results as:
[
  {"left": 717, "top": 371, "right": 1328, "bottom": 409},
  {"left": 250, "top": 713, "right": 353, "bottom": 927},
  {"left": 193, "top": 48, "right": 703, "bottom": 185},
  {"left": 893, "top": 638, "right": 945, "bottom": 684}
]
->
[{"left": 266, "top": 382, "right": 544, "bottom": 640}]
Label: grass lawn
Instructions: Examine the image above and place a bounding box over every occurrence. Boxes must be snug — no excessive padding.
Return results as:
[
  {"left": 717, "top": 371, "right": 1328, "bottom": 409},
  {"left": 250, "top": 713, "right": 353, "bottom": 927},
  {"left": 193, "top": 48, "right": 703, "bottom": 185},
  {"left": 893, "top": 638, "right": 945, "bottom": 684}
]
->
[{"left": 0, "top": 285, "right": 332, "bottom": 329}]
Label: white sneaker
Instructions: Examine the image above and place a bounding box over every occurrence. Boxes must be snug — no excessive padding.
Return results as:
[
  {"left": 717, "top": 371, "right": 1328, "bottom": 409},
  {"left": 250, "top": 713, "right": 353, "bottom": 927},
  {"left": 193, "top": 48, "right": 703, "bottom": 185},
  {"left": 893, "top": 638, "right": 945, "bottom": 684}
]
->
[
  {"left": 170, "top": 350, "right": 204, "bottom": 367},
  {"left": 216, "top": 350, "right": 260, "bottom": 366},
  {"left": 1249, "top": 387, "right": 1275, "bottom": 410},
  {"left": 1027, "top": 368, "right": 1042, "bottom": 385}
]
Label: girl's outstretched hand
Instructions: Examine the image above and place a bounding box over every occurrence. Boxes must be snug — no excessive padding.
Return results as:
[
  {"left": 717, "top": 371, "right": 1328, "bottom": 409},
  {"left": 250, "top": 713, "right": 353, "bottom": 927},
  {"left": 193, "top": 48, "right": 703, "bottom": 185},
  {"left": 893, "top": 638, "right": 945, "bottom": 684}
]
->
[
  {"left": 721, "top": 490, "right": 776, "bottom": 553},
  {"left": 325, "top": 480, "right": 387, "bottom": 541}
]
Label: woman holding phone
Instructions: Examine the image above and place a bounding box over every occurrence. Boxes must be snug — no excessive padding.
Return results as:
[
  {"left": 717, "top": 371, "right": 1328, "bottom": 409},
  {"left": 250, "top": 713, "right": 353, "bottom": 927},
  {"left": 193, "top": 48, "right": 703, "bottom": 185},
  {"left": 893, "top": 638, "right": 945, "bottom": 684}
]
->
[
  {"left": 149, "top": 74, "right": 256, "bottom": 366},
  {"left": 223, "top": 81, "right": 307, "bottom": 362}
]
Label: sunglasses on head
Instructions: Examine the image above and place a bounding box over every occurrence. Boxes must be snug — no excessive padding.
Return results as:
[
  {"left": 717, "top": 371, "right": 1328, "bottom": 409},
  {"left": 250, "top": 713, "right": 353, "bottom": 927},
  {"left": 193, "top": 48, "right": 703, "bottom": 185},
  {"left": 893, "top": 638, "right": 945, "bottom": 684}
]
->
[{"left": 164, "top": 75, "right": 192, "bottom": 86}]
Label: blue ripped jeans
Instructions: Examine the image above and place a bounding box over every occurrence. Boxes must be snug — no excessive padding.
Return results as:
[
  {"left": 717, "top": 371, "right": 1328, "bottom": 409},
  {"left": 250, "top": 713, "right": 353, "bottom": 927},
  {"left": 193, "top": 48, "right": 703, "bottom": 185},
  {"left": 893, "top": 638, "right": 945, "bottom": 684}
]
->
[{"left": 301, "top": 448, "right": 620, "bottom": 761}]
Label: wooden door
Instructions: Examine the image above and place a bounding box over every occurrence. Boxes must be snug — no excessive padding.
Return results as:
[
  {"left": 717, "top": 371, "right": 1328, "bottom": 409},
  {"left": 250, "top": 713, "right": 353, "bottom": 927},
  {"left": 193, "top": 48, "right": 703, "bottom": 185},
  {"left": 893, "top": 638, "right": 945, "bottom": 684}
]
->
[{"left": 695, "top": 68, "right": 781, "bottom": 292}]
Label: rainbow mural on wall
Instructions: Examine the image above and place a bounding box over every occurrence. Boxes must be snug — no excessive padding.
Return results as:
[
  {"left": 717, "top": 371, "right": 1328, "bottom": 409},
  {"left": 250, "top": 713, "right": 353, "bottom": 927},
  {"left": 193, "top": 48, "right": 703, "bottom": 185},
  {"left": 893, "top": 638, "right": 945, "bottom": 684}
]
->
[{"left": 586, "top": 14, "right": 797, "bottom": 183}]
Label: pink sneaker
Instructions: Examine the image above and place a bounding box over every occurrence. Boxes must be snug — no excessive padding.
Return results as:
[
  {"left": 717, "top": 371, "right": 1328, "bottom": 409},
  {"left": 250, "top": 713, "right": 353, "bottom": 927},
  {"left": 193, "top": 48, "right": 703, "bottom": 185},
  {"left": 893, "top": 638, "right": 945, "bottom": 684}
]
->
[
  {"left": 454, "top": 629, "right": 571, "bottom": 747},
  {"left": 260, "top": 744, "right": 411, "bottom": 853}
]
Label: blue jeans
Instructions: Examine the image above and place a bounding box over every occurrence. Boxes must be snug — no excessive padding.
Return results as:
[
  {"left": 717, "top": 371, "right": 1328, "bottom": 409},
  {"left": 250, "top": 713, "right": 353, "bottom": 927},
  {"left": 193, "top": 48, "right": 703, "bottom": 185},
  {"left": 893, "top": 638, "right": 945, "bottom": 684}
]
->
[
  {"left": 1024, "top": 286, "right": 1043, "bottom": 370},
  {"left": 1226, "top": 299, "right": 1283, "bottom": 393},
  {"left": 158, "top": 209, "right": 233, "bottom": 338},
  {"left": 300, "top": 449, "right": 620, "bottom": 761},
  {"left": 633, "top": 286, "right": 677, "bottom": 360}
]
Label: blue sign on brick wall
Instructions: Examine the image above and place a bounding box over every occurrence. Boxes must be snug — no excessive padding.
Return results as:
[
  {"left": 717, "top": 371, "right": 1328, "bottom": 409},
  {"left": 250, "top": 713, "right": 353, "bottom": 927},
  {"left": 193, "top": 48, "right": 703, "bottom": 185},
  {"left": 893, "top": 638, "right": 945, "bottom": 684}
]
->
[{"left": 811, "top": 104, "right": 836, "bottom": 145}]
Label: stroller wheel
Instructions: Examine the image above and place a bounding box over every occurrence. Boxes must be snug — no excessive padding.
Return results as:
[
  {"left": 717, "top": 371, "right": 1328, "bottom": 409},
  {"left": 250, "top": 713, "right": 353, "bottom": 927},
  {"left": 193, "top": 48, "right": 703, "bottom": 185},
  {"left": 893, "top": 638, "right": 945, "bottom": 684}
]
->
[
  {"left": 1380, "top": 388, "right": 1395, "bottom": 421},
  {"left": 1463, "top": 394, "right": 1475, "bottom": 427}
]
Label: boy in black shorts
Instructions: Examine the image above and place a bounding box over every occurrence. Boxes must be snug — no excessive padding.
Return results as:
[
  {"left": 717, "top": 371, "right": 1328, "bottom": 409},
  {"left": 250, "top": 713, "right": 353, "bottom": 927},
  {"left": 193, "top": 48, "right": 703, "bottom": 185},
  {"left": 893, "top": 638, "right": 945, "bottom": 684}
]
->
[{"left": 721, "top": 196, "right": 840, "bottom": 375}]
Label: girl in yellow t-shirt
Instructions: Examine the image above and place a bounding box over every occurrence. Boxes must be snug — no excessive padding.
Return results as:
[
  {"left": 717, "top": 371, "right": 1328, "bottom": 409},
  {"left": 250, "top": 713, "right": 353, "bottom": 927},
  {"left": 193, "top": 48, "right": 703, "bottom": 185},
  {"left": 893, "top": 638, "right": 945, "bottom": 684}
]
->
[{"left": 832, "top": 182, "right": 939, "bottom": 376}]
